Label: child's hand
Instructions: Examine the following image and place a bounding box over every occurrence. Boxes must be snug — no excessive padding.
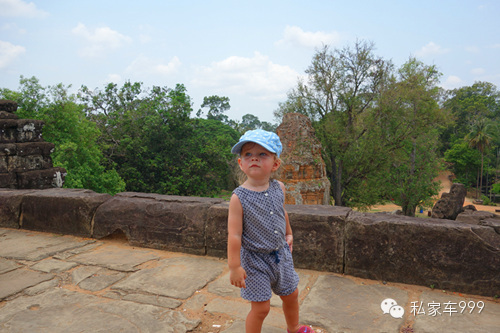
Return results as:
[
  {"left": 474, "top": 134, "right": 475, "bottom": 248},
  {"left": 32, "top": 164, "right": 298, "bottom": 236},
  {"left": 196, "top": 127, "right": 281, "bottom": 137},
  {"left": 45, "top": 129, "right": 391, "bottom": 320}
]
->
[
  {"left": 230, "top": 266, "right": 247, "bottom": 288},
  {"left": 286, "top": 234, "right": 293, "bottom": 253}
]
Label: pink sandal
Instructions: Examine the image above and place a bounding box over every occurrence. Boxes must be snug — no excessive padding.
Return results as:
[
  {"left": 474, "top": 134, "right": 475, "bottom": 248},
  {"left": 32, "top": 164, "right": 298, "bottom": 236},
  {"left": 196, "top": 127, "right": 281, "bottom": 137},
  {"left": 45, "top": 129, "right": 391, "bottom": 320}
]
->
[{"left": 287, "top": 325, "right": 316, "bottom": 333}]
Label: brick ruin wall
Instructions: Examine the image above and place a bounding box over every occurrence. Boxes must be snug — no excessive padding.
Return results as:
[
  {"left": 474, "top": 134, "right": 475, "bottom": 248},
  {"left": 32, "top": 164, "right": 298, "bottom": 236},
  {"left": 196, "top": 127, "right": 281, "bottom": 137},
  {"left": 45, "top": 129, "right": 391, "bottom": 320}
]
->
[{"left": 277, "top": 113, "right": 331, "bottom": 205}]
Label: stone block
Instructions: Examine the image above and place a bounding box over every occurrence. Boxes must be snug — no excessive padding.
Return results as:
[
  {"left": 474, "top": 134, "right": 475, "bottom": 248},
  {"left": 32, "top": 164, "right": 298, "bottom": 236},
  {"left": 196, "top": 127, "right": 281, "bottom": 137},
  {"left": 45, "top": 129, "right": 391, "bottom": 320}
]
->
[
  {"left": 0, "top": 143, "right": 16, "bottom": 155},
  {"left": 0, "top": 172, "right": 17, "bottom": 188},
  {"left": 0, "top": 119, "right": 44, "bottom": 143},
  {"left": 16, "top": 142, "right": 55, "bottom": 156},
  {"left": 0, "top": 189, "right": 39, "bottom": 228},
  {"left": 0, "top": 111, "right": 18, "bottom": 119},
  {"left": 205, "top": 202, "right": 230, "bottom": 258},
  {"left": 0, "top": 99, "right": 18, "bottom": 112},
  {"left": 286, "top": 205, "right": 350, "bottom": 273},
  {"left": 93, "top": 192, "right": 223, "bottom": 255},
  {"left": 17, "top": 167, "right": 66, "bottom": 189},
  {"left": 344, "top": 211, "right": 500, "bottom": 297},
  {"left": 5, "top": 154, "right": 53, "bottom": 172},
  {"left": 21, "top": 188, "right": 111, "bottom": 237}
]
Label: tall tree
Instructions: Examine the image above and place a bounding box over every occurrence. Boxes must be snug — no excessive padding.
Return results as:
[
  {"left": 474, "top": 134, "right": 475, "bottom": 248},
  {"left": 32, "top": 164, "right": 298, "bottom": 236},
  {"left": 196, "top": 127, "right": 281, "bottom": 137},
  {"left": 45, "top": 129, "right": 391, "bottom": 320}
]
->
[
  {"left": 275, "top": 40, "right": 392, "bottom": 207},
  {"left": 466, "top": 118, "right": 495, "bottom": 199},
  {"left": 197, "top": 95, "right": 230, "bottom": 123},
  {"left": 380, "top": 58, "right": 444, "bottom": 216}
]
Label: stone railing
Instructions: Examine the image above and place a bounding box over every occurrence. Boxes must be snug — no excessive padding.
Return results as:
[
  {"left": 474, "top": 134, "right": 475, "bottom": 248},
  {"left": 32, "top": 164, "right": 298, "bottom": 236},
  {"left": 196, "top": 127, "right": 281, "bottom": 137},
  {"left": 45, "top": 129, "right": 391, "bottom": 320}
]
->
[{"left": 1, "top": 188, "right": 499, "bottom": 297}]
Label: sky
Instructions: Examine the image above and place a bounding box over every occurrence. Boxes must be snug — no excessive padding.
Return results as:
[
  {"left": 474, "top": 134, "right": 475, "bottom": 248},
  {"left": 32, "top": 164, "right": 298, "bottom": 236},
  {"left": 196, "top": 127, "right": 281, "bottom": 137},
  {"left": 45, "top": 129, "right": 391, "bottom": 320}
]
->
[{"left": 1, "top": 0, "right": 499, "bottom": 124}]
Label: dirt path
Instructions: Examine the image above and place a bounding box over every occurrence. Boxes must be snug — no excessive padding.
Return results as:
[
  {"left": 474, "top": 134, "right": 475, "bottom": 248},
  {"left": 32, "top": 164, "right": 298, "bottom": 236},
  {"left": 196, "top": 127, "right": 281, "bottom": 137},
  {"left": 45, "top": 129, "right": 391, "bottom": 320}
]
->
[{"left": 369, "top": 171, "right": 499, "bottom": 215}]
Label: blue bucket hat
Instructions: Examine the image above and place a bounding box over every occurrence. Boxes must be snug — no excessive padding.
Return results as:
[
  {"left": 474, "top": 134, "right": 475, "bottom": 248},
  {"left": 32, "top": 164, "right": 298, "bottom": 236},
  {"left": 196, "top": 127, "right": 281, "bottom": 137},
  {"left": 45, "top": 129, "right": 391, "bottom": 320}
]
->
[{"left": 231, "top": 129, "right": 283, "bottom": 157}]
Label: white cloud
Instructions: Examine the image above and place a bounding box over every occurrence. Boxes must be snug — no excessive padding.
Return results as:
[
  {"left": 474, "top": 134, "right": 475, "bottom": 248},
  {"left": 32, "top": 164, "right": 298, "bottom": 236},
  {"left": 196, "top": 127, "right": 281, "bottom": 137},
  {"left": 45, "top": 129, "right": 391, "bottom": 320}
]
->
[
  {"left": 471, "top": 68, "right": 485, "bottom": 75},
  {"left": 106, "top": 74, "right": 122, "bottom": 84},
  {"left": 192, "top": 52, "right": 300, "bottom": 101},
  {"left": 71, "top": 23, "right": 132, "bottom": 58},
  {"left": 441, "top": 75, "right": 464, "bottom": 89},
  {"left": 125, "top": 54, "right": 181, "bottom": 76},
  {"left": 0, "top": 0, "right": 48, "bottom": 18},
  {"left": 275, "top": 25, "right": 341, "bottom": 48},
  {"left": 0, "top": 40, "right": 25, "bottom": 68},
  {"left": 415, "top": 42, "right": 450, "bottom": 58}
]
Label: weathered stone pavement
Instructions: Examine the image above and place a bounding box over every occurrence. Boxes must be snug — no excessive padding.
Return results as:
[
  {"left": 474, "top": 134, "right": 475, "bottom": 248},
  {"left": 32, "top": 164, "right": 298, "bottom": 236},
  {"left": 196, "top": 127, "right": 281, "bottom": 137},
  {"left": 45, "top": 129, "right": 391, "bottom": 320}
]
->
[{"left": 0, "top": 227, "right": 498, "bottom": 332}]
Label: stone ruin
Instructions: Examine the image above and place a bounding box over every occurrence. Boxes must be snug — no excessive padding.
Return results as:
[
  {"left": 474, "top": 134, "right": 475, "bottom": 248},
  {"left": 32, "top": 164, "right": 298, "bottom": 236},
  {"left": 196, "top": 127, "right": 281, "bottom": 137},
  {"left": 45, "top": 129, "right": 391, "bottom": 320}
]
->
[
  {"left": 277, "top": 113, "right": 331, "bottom": 205},
  {"left": 431, "top": 183, "right": 467, "bottom": 220},
  {"left": 0, "top": 100, "right": 66, "bottom": 189},
  {"left": 431, "top": 182, "right": 500, "bottom": 229}
]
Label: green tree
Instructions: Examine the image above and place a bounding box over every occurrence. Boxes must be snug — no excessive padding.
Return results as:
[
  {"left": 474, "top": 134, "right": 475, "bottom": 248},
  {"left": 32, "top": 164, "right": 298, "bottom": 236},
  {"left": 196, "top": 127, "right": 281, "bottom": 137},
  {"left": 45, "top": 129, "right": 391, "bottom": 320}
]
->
[
  {"left": 275, "top": 40, "right": 392, "bottom": 207},
  {"left": 466, "top": 118, "right": 495, "bottom": 198},
  {"left": 79, "top": 82, "right": 239, "bottom": 196},
  {"left": 444, "top": 141, "right": 481, "bottom": 186},
  {"left": 441, "top": 81, "right": 500, "bottom": 151},
  {"left": 380, "top": 58, "right": 444, "bottom": 216},
  {"left": 197, "top": 95, "right": 230, "bottom": 123}
]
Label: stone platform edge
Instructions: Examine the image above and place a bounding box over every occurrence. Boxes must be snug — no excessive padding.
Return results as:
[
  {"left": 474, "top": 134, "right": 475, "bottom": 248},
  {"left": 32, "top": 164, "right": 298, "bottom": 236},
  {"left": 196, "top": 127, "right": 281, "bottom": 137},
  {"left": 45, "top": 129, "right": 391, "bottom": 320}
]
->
[{"left": 1, "top": 187, "right": 498, "bottom": 298}]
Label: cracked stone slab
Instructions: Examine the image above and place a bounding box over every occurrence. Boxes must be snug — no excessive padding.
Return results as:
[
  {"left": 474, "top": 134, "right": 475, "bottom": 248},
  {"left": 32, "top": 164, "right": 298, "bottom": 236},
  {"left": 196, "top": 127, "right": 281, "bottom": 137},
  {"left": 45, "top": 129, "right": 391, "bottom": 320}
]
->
[
  {"left": 0, "top": 229, "right": 94, "bottom": 261},
  {"left": 0, "top": 257, "right": 20, "bottom": 274},
  {"left": 300, "top": 275, "right": 408, "bottom": 332},
  {"left": 122, "top": 293, "right": 182, "bottom": 309},
  {"left": 0, "top": 288, "right": 200, "bottom": 332},
  {"left": 24, "top": 278, "right": 60, "bottom": 296},
  {"left": 71, "top": 265, "right": 101, "bottom": 285},
  {"left": 53, "top": 242, "right": 102, "bottom": 260},
  {"left": 113, "top": 256, "right": 225, "bottom": 299},
  {"left": 413, "top": 290, "right": 500, "bottom": 333},
  {"left": 0, "top": 268, "right": 54, "bottom": 300},
  {"left": 30, "top": 259, "right": 78, "bottom": 273},
  {"left": 68, "top": 244, "right": 159, "bottom": 271},
  {"left": 78, "top": 268, "right": 127, "bottom": 292}
]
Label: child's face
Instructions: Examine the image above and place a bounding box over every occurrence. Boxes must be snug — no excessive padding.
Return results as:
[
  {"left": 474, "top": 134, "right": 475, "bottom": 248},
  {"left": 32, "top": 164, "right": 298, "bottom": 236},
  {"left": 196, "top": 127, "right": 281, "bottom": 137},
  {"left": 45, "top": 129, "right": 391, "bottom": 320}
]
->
[{"left": 238, "top": 142, "right": 280, "bottom": 180}]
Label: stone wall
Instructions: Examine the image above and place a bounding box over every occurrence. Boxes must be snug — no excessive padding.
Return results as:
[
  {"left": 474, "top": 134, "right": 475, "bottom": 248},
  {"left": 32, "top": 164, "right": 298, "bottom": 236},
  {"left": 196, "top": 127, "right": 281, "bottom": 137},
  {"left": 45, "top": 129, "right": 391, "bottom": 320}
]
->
[
  {"left": 1, "top": 188, "right": 498, "bottom": 297},
  {"left": 277, "top": 113, "right": 331, "bottom": 205},
  {"left": 0, "top": 100, "right": 66, "bottom": 189}
]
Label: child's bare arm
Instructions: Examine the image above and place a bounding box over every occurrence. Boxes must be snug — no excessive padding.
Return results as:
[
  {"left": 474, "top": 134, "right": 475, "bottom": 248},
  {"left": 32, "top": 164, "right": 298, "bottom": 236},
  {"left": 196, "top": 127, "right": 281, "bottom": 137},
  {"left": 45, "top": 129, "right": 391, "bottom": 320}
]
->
[
  {"left": 227, "top": 194, "right": 247, "bottom": 288},
  {"left": 279, "top": 181, "right": 294, "bottom": 252}
]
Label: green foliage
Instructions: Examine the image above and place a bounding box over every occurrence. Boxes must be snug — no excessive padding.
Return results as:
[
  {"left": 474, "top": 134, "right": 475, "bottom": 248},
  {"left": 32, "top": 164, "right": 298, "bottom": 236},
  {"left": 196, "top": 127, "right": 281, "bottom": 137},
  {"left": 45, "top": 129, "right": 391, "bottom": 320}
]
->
[
  {"left": 78, "top": 82, "right": 240, "bottom": 197},
  {"left": 197, "top": 95, "right": 230, "bottom": 123},
  {"left": 444, "top": 141, "right": 481, "bottom": 186},
  {"left": 493, "top": 183, "right": 500, "bottom": 195}
]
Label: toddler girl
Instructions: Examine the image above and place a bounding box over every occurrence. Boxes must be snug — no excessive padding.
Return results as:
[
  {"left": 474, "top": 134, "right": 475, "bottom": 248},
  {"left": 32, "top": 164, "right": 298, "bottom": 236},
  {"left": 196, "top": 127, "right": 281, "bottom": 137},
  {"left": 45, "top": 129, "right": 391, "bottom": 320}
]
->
[{"left": 227, "top": 129, "right": 315, "bottom": 333}]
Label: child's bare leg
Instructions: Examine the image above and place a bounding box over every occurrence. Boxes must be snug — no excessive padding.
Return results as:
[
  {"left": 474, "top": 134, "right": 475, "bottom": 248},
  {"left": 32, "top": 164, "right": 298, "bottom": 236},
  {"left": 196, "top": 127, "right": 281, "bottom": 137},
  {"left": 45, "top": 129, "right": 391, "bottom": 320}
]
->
[
  {"left": 246, "top": 300, "right": 271, "bottom": 333},
  {"left": 280, "top": 288, "right": 300, "bottom": 333}
]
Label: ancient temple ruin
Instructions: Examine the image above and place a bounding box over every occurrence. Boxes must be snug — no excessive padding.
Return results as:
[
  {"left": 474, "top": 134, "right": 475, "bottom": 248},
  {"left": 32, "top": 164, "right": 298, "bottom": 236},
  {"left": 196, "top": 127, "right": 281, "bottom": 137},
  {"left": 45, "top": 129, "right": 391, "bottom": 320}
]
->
[
  {"left": 277, "top": 113, "right": 331, "bottom": 205},
  {"left": 0, "top": 100, "right": 66, "bottom": 189}
]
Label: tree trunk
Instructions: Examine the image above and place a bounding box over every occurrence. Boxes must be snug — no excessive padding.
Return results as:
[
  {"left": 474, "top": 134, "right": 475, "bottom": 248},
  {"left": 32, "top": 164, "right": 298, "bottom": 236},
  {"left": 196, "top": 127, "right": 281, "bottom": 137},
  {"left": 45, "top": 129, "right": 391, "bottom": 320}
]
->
[
  {"left": 480, "top": 151, "right": 484, "bottom": 199},
  {"left": 402, "top": 203, "right": 416, "bottom": 217},
  {"left": 476, "top": 167, "right": 480, "bottom": 199},
  {"left": 331, "top": 158, "right": 343, "bottom": 206}
]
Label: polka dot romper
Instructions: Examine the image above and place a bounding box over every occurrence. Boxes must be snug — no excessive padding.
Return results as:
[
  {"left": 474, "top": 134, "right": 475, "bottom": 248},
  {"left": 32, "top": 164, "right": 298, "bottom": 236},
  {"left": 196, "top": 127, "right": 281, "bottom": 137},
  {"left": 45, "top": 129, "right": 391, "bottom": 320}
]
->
[{"left": 233, "top": 179, "right": 299, "bottom": 302}]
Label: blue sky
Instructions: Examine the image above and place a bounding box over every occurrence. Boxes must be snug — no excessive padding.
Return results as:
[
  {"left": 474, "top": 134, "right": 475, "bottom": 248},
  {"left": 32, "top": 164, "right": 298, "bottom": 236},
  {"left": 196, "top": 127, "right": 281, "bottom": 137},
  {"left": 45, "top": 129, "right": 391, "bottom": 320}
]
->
[{"left": 1, "top": 0, "right": 499, "bottom": 123}]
